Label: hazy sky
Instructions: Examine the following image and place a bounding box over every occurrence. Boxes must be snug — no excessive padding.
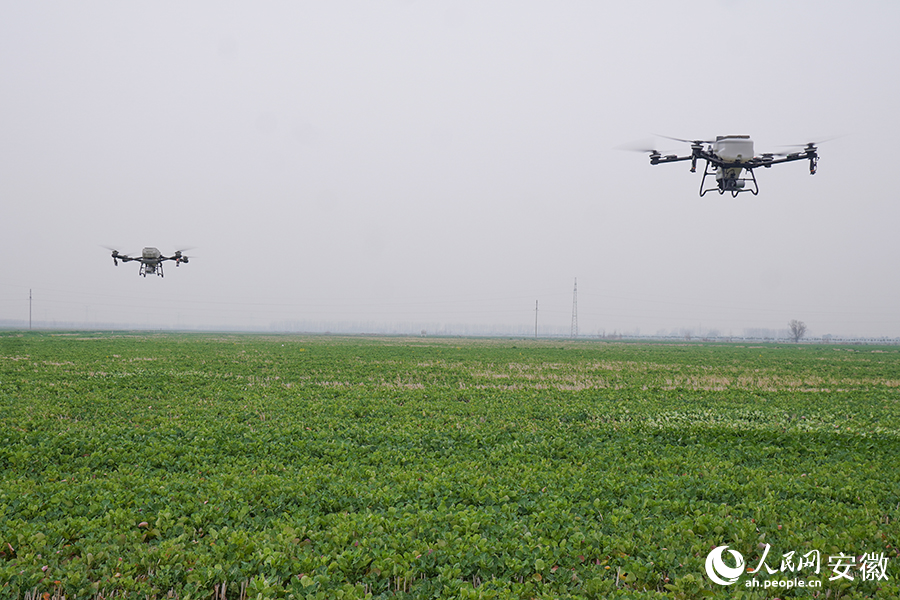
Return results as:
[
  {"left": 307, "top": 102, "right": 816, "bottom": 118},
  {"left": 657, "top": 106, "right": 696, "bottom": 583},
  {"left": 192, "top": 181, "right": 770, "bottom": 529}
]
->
[{"left": 2, "top": 1, "right": 899, "bottom": 337}]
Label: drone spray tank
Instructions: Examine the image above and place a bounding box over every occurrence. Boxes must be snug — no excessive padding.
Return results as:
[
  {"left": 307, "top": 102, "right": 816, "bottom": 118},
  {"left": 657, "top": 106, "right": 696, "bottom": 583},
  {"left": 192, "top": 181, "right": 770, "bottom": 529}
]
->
[{"left": 712, "top": 135, "right": 754, "bottom": 189}]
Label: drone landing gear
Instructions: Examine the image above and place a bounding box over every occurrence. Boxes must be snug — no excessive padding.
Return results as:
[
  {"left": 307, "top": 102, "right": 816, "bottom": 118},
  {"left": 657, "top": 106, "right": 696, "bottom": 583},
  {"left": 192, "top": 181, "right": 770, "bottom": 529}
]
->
[{"left": 698, "top": 161, "right": 759, "bottom": 198}]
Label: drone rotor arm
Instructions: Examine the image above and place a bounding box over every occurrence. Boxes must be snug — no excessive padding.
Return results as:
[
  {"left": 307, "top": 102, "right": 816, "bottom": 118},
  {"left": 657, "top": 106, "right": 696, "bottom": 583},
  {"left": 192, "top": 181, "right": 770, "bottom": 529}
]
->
[
  {"left": 163, "top": 250, "right": 193, "bottom": 266},
  {"left": 748, "top": 147, "right": 818, "bottom": 170},
  {"left": 649, "top": 153, "right": 693, "bottom": 165}
]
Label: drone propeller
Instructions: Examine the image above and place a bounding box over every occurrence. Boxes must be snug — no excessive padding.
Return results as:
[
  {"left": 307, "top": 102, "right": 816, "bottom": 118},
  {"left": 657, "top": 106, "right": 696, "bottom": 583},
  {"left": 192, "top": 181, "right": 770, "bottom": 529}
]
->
[
  {"left": 172, "top": 248, "right": 195, "bottom": 266},
  {"left": 616, "top": 140, "right": 676, "bottom": 159},
  {"left": 777, "top": 142, "right": 818, "bottom": 153},
  {"left": 777, "top": 136, "right": 842, "bottom": 152},
  {"left": 654, "top": 134, "right": 716, "bottom": 146},
  {"left": 615, "top": 139, "right": 668, "bottom": 156},
  {"left": 102, "top": 245, "right": 135, "bottom": 254},
  {"left": 759, "top": 137, "right": 841, "bottom": 161},
  {"left": 102, "top": 245, "right": 134, "bottom": 266}
]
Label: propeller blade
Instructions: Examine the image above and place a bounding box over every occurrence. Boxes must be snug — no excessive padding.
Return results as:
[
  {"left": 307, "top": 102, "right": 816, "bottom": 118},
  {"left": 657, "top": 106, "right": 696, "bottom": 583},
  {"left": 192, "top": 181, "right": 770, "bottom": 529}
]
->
[
  {"left": 654, "top": 134, "right": 715, "bottom": 146},
  {"left": 102, "top": 245, "right": 136, "bottom": 257},
  {"left": 172, "top": 247, "right": 196, "bottom": 264},
  {"left": 616, "top": 139, "right": 664, "bottom": 154},
  {"left": 777, "top": 135, "right": 842, "bottom": 150}
]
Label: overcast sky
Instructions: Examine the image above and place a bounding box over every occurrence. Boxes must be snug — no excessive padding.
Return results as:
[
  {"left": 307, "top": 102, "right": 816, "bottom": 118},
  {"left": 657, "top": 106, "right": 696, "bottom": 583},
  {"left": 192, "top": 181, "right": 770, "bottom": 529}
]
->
[{"left": 2, "top": 1, "right": 899, "bottom": 338}]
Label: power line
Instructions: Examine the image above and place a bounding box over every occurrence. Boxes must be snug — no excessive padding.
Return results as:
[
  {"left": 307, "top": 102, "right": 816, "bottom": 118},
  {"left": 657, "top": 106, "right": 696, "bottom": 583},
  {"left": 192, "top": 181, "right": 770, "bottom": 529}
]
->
[{"left": 571, "top": 278, "right": 578, "bottom": 338}]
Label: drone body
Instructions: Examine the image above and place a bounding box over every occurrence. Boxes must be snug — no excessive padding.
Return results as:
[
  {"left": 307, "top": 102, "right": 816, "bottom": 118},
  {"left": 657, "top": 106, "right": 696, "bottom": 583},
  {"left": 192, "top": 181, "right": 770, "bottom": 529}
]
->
[
  {"left": 640, "top": 135, "right": 821, "bottom": 197},
  {"left": 108, "top": 247, "right": 190, "bottom": 277}
]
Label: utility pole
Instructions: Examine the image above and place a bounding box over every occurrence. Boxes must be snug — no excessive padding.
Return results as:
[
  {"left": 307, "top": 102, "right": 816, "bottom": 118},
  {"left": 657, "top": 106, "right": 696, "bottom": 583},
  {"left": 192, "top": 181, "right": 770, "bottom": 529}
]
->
[
  {"left": 534, "top": 300, "right": 538, "bottom": 339},
  {"left": 571, "top": 278, "right": 578, "bottom": 338},
  {"left": 29, "top": 289, "right": 32, "bottom": 330}
]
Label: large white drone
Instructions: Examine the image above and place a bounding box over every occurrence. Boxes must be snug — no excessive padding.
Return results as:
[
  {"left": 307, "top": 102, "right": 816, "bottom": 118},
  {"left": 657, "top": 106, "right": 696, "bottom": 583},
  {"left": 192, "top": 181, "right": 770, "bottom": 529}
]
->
[
  {"left": 106, "top": 247, "right": 191, "bottom": 277},
  {"left": 631, "top": 135, "right": 824, "bottom": 197}
]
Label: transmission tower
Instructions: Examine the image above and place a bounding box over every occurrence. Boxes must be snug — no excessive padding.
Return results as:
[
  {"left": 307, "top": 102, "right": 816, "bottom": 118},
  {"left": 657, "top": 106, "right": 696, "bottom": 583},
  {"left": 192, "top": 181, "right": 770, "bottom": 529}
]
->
[{"left": 570, "top": 278, "right": 578, "bottom": 338}]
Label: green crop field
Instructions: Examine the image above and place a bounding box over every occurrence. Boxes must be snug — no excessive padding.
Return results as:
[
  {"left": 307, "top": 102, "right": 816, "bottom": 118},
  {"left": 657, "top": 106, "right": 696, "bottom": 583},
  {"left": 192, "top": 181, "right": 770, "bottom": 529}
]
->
[{"left": 1, "top": 332, "right": 898, "bottom": 599}]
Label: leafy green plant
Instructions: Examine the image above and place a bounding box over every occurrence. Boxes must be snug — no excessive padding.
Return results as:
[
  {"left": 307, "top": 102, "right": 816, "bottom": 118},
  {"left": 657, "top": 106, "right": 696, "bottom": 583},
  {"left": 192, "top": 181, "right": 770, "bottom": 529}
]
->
[{"left": 0, "top": 332, "right": 898, "bottom": 598}]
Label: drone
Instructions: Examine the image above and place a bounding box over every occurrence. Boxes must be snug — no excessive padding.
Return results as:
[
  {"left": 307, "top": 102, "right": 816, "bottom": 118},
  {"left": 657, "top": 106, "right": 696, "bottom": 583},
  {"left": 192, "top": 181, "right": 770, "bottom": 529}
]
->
[
  {"left": 628, "top": 135, "right": 823, "bottom": 197},
  {"left": 107, "top": 247, "right": 190, "bottom": 277}
]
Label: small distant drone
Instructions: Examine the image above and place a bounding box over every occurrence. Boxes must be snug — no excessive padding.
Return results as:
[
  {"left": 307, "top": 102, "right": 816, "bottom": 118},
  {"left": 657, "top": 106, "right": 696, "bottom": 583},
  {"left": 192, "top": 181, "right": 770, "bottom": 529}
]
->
[
  {"left": 627, "top": 135, "right": 824, "bottom": 197},
  {"left": 107, "top": 247, "right": 191, "bottom": 277}
]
